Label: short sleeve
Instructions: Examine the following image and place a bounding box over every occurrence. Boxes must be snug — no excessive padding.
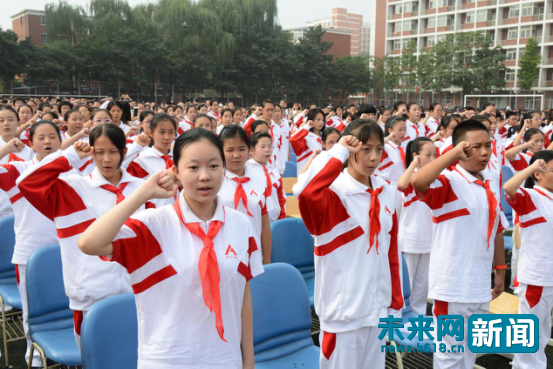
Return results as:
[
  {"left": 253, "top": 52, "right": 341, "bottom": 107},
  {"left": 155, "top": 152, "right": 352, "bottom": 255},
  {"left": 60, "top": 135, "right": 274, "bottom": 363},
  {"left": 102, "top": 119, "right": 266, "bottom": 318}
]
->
[
  {"left": 237, "top": 224, "right": 264, "bottom": 281},
  {"left": 417, "top": 173, "right": 457, "bottom": 210},
  {"left": 506, "top": 187, "right": 537, "bottom": 216}
]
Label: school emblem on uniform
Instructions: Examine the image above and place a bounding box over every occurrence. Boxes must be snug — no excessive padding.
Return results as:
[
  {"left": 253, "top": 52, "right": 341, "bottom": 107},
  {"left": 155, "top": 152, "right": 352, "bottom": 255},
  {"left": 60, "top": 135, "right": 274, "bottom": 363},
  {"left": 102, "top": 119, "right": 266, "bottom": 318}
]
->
[
  {"left": 225, "top": 245, "right": 237, "bottom": 259},
  {"left": 250, "top": 190, "right": 258, "bottom": 197}
]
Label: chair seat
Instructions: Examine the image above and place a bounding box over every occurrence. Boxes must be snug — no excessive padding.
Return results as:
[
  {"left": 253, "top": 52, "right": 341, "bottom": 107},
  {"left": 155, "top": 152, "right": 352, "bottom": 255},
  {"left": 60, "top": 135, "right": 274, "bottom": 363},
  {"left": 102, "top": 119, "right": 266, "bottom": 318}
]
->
[
  {"left": 255, "top": 345, "right": 319, "bottom": 368},
  {"left": 0, "top": 276, "right": 17, "bottom": 285},
  {"left": 304, "top": 277, "right": 314, "bottom": 309},
  {"left": 0, "top": 283, "right": 22, "bottom": 310},
  {"left": 504, "top": 235, "right": 513, "bottom": 251},
  {"left": 31, "top": 327, "right": 82, "bottom": 366}
]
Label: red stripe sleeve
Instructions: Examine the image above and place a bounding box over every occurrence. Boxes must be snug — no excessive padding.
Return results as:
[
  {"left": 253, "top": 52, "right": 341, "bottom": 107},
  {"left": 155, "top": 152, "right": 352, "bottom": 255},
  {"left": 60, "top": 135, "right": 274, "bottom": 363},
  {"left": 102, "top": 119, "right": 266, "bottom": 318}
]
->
[
  {"left": 418, "top": 175, "right": 458, "bottom": 210},
  {"left": 506, "top": 188, "right": 537, "bottom": 216},
  {"left": 289, "top": 129, "right": 310, "bottom": 157},
  {"left": 243, "top": 117, "right": 255, "bottom": 137},
  {"left": 0, "top": 165, "right": 21, "bottom": 192},
  {"left": 388, "top": 212, "right": 403, "bottom": 310},
  {"left": 112, "top": 218, "right": 163, "bottom": 273},
  {"left": 126, "top": 161, "right": 150, "bottom": 179},
  {"left": 277, "top": 179, "right": 287, "bottom": 219}
]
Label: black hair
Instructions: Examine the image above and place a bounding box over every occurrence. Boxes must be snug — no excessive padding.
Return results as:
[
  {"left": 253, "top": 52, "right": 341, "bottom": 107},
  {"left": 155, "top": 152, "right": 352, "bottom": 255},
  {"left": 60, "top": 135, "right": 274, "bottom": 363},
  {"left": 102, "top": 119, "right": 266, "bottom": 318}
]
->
[
  {"left": 333, "top": 105, "right": 344, "bottom": 113},
  {"left": 407, "top": 102, "right": 420, "bottom": 113},
  {"left": 17, "top": 104, "right": 33, "bottom": 120},
  {"left": 250, "top": 120, "right": 269, "bottom": 134},
  {"left": 307, "top": 108, "right": 325, "bottom": 133},
  {"left": 197, "top": 103, "right": 207, "bottom": 111},
  {"left": 41, "top": 112, "right": 57, "bottom": 121},
  {"left": 29, "top": 121, "right": 61, "bottom": 142},
  {"left": 139, "top": 109, "right": 155, "bottom": 122},
  {"left": 472, "top": 115, "right": 491, "bottom": 127},
  {"left": 452, "top": 119, "right": 489, "bottom": 147},
  {"left": 525, "top": 150, "right": 553, "bottom": 188},
  {"left": 0, "top": 106, "right": 19, "bottom": 120},
  {"left": 91, "top": 109, "right": 112, "bottom": 121},
  {"left": 429, "top": 102, "right": 443, "bottom": 112},
  {"left": 218, "top": 124, "right": 251, "bottom": 149},
  {"left": 251, "top": 132, "right": 272, "bottom": 147},
  {"left": 482, "top": 103, "right": 495, "bottom": 110},
  {"left": 322, "top": 127, "right": 340, "bottom": 143},
  {"left": 150, "top": 113, "right": 178, "bottom": 133},
  {"left": 262, "top": 99, "right": 275, "bottom": 109},
  {"left": 523, "top": 128, "right": 544, "bottom": 143},
  {"left": 77, "top": 104, "right": 92, "bottom": 113},
  {"left": 385, "top": 115, "right": 406, "bottom": 134},
  {"left": 185, "top": 104, "right": 197, "bottom": 114},
  {"left": 405, "top": 137, "right": 433, "bottom": 168},
  {"left": 439, "top": 115, "right": 459, "bottom": 132},
  {"left": 357, "top": 104, "right": 377, "bottom": 115},
  {"left": 107, "top": 101, "right": 131, "bottom": 123},
  {"left": 174, "top": 128, "right": 225, "bottom": 167},
  {"left": 193, "top": 113, "right": 212, "bottom": 127},
  {"left": 89, "top": 124, "right": 127, "bottom": 168},
  {"left": 393, "top": 101, "right": 407, "bottom": 112},
  {"left": 220, "top": 108, "right": 233, "bottom": 119},
  {"left": 465, "top": 107, "right": 476, "bottom": 112},
  {"left": 58, "top": 101, "right": 73, "bottom": 111},
  {"left": 505, "top": 111, "right": 518, "bottom": 120},
  {"left": 38, "top": 103, "right": 52, "bottom": 111},
  {"left": 63, "top": 109, "right": 81, "bottom": 122}
]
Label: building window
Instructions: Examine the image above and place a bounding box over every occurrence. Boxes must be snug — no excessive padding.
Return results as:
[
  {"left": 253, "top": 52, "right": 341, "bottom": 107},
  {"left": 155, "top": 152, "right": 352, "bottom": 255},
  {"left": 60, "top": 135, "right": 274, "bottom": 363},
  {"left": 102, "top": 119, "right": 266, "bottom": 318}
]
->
[
  {"left": 525, "top": 98, "right": 536, "bottom": 109},
  {"left": 508, "top": 6, "right": 520, "bottom": 18},
  {"left": 428, "top": 18, "right": 436, "bottom": 27},
  {"left": 521, "top": 4, "right": 534, "bottom": 16},
  {"left": 42, "top": 33, "right": 48, "bottom": 44},
  {"left": 404, "top": 2, "right": 417, "bottom": 12},
  {"left": 394, "top": 22, "right": 402, "bottom": 33},
  {"left": 437, "top": 15, "right": 451, "bottom": 26},
  {"left": 41, "top": 16, "right": 46, "bottom": 25},
  {"left": 505, "top": 71, "right": 516, "bottom": 82},
  {"left": 506, "top": 50, "right": 516, "bottom": 61},
  {"left": 394, "top": 40, "right": 402, "bottom": 49},
  {"left": 466, "top": 12, "right": 475, "bottom": 23},
  {"left": 395, "top": 4, "right": 403, "bottom": 14},
  {"left": 429, "top": 0, "right": 436, "bottom": 9},
  {"left": 438, "top": 0, "right": 455, "bottom": 7},
  {"left": 437, "top": 34, "right": 447, "bottom": 42},
  {"left": 520, "top": 26, "right": 533, "bottom": 38},
  {"left": 507, "top": 28, "right": 518, "bottom": 39},
  {"left": 403, "top": 20, "right": 417, "bottom": 31},
  {"left": 427, "top": 37, "right": 436, "bottom": 46},
  {"left": 477, "top": 10, "right": 492, "bottom": 22}
]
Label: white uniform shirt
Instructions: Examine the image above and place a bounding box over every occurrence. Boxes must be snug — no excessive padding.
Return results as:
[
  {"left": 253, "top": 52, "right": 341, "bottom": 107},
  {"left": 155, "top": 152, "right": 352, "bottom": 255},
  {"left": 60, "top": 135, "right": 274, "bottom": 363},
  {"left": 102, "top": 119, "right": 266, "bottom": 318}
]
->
[
  {"left": 404, "top": 120, "right": 431, "bottom": 147},
  {"left": 275, "top": 118, "right": 290, "bottom": 174},
  {"left": 245, "top": 159, "right": 286, "bottom": 222},
  {"left": 506, "top": 186, "right": 553, "bottom": 286},
  {"left": 426, "top": 117, "right": 440, "bottom": 136},
  {"left": 61, "top": 131, "right": 88, "bottom": 143},
  {"left": 399, "top": 183, "right": 434, "bottom": 254},
  {"left": 289, "top": 126, "right": 322, "bottom": 176},
  {"left": 178, "top": 120, "right": 192, "bottom": 135},
  {"left": 376, "top": 141, "right": 406, "bottom": 184},
  {"left": 107, "top": 195, "right": 263, "bottom": 369},
  {"left": 418, "top": 164, "right": 504, "bottom": 303}
]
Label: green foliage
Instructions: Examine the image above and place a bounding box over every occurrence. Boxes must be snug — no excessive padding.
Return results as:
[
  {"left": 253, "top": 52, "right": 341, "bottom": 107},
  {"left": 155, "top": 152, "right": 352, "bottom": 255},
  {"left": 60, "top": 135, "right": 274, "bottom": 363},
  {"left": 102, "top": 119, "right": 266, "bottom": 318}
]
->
[{"left": 518, "top": 38, "right": 541, "bottom": 91}]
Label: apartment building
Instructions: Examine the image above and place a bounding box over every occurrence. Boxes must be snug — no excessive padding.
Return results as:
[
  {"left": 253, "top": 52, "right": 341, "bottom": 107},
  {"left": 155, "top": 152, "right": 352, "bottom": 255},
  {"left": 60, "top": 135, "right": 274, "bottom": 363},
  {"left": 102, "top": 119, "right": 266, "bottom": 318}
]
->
[{"left": 11, "top": 9, "right": 48, "bottom": 46}]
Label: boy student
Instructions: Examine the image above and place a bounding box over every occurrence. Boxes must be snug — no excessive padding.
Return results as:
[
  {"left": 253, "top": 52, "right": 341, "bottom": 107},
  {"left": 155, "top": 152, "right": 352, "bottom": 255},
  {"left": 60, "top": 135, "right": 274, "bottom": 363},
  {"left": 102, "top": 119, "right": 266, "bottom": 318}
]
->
[{"left": 411, "top": 120, "right": 505, "bottom": 369}]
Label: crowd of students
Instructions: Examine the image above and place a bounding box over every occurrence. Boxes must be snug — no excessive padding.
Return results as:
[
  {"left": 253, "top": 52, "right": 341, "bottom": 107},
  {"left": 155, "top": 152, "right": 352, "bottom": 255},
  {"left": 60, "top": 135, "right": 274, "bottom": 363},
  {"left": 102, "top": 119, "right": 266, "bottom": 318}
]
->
[{"left": 0, "top": 94, "right": 552, "bottom": 369}]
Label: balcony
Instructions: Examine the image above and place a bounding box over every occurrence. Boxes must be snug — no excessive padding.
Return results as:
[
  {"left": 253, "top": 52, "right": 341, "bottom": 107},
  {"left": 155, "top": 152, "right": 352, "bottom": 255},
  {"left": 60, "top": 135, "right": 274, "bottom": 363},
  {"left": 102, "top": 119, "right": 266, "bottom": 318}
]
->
[
  {"left": 540, "top": 80, "right": 553, "bottom": 88},
  {"left": 533, "top": 14, "right": 544, "bottom": 22},
  {"left": 543, "top": 36, "right": 553, "bottom": 43},
  {"left": 498, "top": 39, "right": 519, "bottom": 46},
  {"left": 542, "top": 58, "right": 553, "bottom": 65},
  {"left": 476, "top": 20, "right": 496, "bottom": 27},
  {"left": 478, "top": 0, "right": 497, "bottom": 6},
  {"left": 438, "top": 6, "right": 456, "bottom": 12},
  {"left": 403, "top": 29, "right": 419, "bottom": 35},
  {"left": 461, "top": 1, "right": 476, "bottom": 8},
  {"left": 546, "top": 13, "right": 553, "bottom": 20},
  {"left": 403, "top": 11, "right": 419, "bottom": 18},
  {"left": 463, "top": 22, "right": 475, "bottom": 29}
]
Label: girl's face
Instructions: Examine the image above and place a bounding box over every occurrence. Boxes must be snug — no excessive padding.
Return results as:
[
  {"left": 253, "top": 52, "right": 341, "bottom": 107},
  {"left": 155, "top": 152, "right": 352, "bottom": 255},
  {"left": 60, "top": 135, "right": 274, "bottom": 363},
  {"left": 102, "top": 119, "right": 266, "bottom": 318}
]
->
[
  {"left": 388, "top": 121, "right": 407, "bottom": 143},
  {"left": 529, "top": 114, "right": 542, "bottom": 129},
  {"left": 379, "top": 110, "right": 391, "bottom": 123},
  {"left": 233, "top": 110, "right": 243, "bottom": 124},
  {"left": 273, "top": 108, "right": 282, "bottom": 120},
  {"left": 442, "top": 120, "right": 459, "bottom": 138},
  {"left": 92, "top": 135, "right": 125, "bottom": 179},
  {"left": 79, "top": 107, "right": 90, "bottom": 121},
  {"left": 408, "top": 104, "right": 421, "bottom": 122},
  {"left": 31, "top": 124, "right": 61, "bottom": 160},
  {"left": 489, "top": 116, "right": 498, "bottom": 134},
  {"left": 187, "top": 108, "right": 197, "bottom": 121},
  {"left": 110, "top": 106, "right": 123, "bottom": 123},
  {"left": 19, "top": 106, "right": 33, "bottom": 124},
  {"left": 176, "top": 140, "right": 224, "bottom": 205},
  {"left": 313, "top": 113, "right": 325, "bottom": 132},
  {"left": 167, "top": 107, "right": 174, "bottom": 115},
  {"left": 140, "top": 114, "right": 154, "bottom": 134},
  {"left": 91, "top": 111, "right": 113, "bottom": 128},
  {"left": 415, "top": 142, "right": 436, "bottom": 168},
  {"left": 199, "top": 106, "right": 207, "bottom": 114},
  {"left": 323, "top": 132, "right": 340, "bottom": 151},
  {"left": 223, "top": 136, "right": 249, "bottom": 174},
  {"left": 527, "top": 133, "right": 545, "bottom": 153},
  {"left": 345, "top": 115, "right": 352, "bottom": 123},
  {"left": 535, "top": 159, "right": 553, "bottom": 192},
  {"left": 349, "top": 136, "right": 383, "bottom": 178},
  {"left": 149, "top": 120, "right": 176, "bottom": 152},
  {"left": 336, "top": 107, "right": 343, "bottom": 117},
  {"left": 0, "top": 110, "right": 19, "bottom": 139},
  {"left": 431, "top": 105, "right": 444, "bottom": 120},
  {"left": 67, "top": 112, "right": 84, "bottom": 135},
  {"left": 195, "top": 116, "right": 214, "bottom": 132},
  {"left": 252, "top": 137, "right": 273, "bottom": 165},
  {"left": 221, "top": 111, "right": 233, "bottom": 126},
  {"left": 253, "top": 124, "right": 269, "bottom": 135}
]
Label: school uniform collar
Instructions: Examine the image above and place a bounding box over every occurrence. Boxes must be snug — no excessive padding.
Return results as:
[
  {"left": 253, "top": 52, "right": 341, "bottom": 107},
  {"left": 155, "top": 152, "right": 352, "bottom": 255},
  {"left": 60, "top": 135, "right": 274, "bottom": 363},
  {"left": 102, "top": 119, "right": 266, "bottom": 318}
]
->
[
  {"left": 340, "top": 169, "right": 386, "bottom": 195},
  {"left": 387, "top": 140, "right": 400, "bottom": 149},
  {"left": 453, "top": 164, "right": 492, "bottom": 184},
  {"left": 143, "top": 146, "right": 173, "bottom": 158},
  {"left": 88, "top": 167, "right": 139, "bottom": 188},
  {"left": 246, "top": 158, "right": 264, "bottom": 170},
  {"left": 224, "top": 166, "right": 251, "bottom": 179},
  {"left": 406, "top": 120, "right": 420, "bottom": 128},
  {"left": 177, "top": 193, "right": 226, "bottom": 224},
  {"left": 534, "top": 186, "right": 553, "bottom": 200}
]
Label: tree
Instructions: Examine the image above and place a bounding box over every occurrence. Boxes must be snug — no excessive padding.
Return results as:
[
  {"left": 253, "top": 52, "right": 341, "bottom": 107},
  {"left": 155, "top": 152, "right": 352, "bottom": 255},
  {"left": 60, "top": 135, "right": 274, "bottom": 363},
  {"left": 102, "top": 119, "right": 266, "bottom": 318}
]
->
[
  {"left": 0, "top": 28, "right": 33, "bottom": 90},
  {"left": 45, "top": 1, "right": 88, "bottom": 45},
  {"left": 518, "top": 38, "right": 541, "bottom": 91},
  {"left": 330, "top": 55, "right": 371, "bottom": 104}
]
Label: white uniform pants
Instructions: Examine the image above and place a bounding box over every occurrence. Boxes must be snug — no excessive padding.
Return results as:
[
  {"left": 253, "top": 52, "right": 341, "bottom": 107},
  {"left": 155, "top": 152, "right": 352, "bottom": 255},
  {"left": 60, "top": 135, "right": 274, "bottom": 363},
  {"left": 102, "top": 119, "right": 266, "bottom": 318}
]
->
[
  {"left": 319, "top": 326, "right": 385, "bottom": 369},
  {"left": 432, "top": 300, "right": 489, "bottom": 369},
  {"left": 512, "top": 283, "right": 553, "bottom": 369},
  {"left": 16, "top": 264, "right": 43, "bottom": 367},
  {"left": 404, "top": 252, "right": 430, "bottom": 316}
]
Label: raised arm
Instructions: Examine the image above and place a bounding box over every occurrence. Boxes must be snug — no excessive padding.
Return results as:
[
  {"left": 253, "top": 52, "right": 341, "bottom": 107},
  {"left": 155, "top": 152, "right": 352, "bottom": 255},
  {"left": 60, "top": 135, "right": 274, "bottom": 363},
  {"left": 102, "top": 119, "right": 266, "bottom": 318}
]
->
[
  {"left": 398, "top": 156, "right": 419, "bottom": 190},
  {"left": 0, "top": 139, "right": 25, "bottom": 161},
  {"left": 503, "top": 159, "right": 547, "bottom": 198},
  {"left": 60, "top": 128, "right": 90, "bottom": 150},
  {"left": 505, "top": 141, "right": 533, "bottom": 162}
]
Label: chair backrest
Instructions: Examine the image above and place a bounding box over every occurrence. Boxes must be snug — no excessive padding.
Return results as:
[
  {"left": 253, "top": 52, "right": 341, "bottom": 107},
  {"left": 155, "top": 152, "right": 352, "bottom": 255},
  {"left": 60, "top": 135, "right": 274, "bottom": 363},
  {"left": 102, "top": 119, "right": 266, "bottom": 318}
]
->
[
  {"left": 284, "top": 161, "right": 297, "bottom": 178},
  {"left": 251, "top": 263, "right": 312, "bottom": 362},
  {"left": 401, "top": 254, "right": 412, "bottom": 317},
  {"left": 501, "top": 166, "right": 514, "bottom": 224},
  {"left": 290, "top": 150, "right": 298, "bottom": 163},
  {"left": 0, "top": 216, "right": 16, "bottom": 277},
  {"left": 26, "top": 244, "right": 74, "bottom": 335},
  {"left": 81, "top": 293, "right": 138, "bottom": 369},
  {"left": 270, "top": 219, "right": 314, "bottom": 277}
]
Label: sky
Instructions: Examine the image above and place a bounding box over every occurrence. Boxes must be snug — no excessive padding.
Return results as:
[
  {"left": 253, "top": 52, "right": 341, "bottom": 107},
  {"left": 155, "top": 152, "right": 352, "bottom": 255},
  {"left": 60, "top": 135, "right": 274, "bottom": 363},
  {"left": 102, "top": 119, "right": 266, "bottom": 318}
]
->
[{"left": 1, "top": 0, "right": 371, "bottom": 31}]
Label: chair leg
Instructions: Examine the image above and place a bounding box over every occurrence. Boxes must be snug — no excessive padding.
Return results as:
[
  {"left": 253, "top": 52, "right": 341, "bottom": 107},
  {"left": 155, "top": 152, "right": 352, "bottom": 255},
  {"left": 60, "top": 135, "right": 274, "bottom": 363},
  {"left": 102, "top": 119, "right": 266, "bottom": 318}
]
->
[
  {"left": 28, "top": 342, "right": 35, "bottom": 369},
  {"left": 389, "top": 340, "right": 404, "bottom": 369},
  {"left": 1, "top": 296, "right": 8, "bottom": 367},
  {"left": 32, "top": 343, "right": 48, "bottom": 369}
]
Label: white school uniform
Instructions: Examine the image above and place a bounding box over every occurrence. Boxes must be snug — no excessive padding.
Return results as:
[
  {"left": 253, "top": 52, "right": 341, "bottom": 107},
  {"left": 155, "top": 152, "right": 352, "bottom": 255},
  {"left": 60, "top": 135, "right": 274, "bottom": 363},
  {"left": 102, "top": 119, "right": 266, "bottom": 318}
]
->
[
  {"left": 218, "top": 167, "right": 268, "bottom": 261},
  {"left": 70, "top": 141, "right": 146, "bottom": 177},
  {"left": 177, "top": 120, "right": 192, "bottom": 136},
  {"left": 417, "top": 164, "right": 504, "bottom": 369},
  {"left": 376, "top": 141, "right": 406, "bottom": 184},
  {"left": 245, "top": 159, "right": 286, "bottom": 222},
  {"left": 61, "top": 131, "right": 88, "bottom": 143},
  {"left": 425, "top": 117, "right": 440, "bottom": 136},
  {"left": 0, "top": 138, "right": 35, "bottom": 218},
  {"left": 275, "top": 118, "right": 290, "bottom": 175},
  {"left": 242, "top": 114, "right": 259, "bottom": 136},
  {"left": 16, "top": 147, "right": 150, "bottom": 342},
  {"left": 289, "top": 126, "right": 322, "bottom": 176},
  {"left": 508, "top": 151, "right": 535, "bottom": 173},
  {"left": 293, "top": 144, "right": 403, "bottom": 369},
  {"left": 116, "top": 121, "right": 131, "bottom": 133},
  {"left": 104, "top": 195, "right": 263, "bottom": 369},
  {"left": 326, "top": 116, "right": 346, "bottom": 132},
  {"left": 399, "top": 182, "right": 433, "bottom": 315},
  {"left": 267, "top": 121, "right": 282, "bottom": 170},
  {"left": 126, "top": 146, "right": 176, "bottom": 208},
  {"left": 403, "top": 120, "right": 430, "bottom": 147}
]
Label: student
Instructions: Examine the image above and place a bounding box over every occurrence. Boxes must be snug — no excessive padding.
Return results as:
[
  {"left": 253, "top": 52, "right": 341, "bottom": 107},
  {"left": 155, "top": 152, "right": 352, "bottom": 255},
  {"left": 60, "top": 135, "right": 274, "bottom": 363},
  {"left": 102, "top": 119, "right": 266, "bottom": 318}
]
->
[
  {"left": 290, "top": 108, "right": 325, "bottom": 176},
  {"left": 500, "top": 111, "right": 520, "bottom": 143},
  {"left": 404, "top": 102, "right": 429, "bottom": 146},
  {"left": 208, "top": 100, "right": 220, "bottom": 119},
  {"left": 126, "top": 113, "right": 178, "bottom": 207},
  {"left": 260, "top": 100, "right": 283, "bottom": 173},
  {"left": 250, "top": 120, "right": 269, "bottom": 135},
  {"left": 60, "top": 109, "right": 88, "bottom": 146},
  {"left": 233, "top": 107, "right": 244, "bottom": 126},
  {"left": 0, "top": 122, "right": 68, "bottom": 367},
  {"left": 138, "top": 109, "right": 155, "bottom": 139},
  {"left": 463, "top": 106, "right": 477, "bottom": 120},
  {"left": 504, "top": 151, "right": 553, "bottom": 369},
  {"left": 410, "top": 120, "right": 506, "bottom": 369},
  {"left": 58, "top": 101, "right": 73, "bottom": 118},
  {"left": 321, "top": 127, "right": 340, "bottom": 151},
  {"left": 377, "top": 116, "right": 407, "bottom": 184},
  {"left": 217, "top": 108, "right": 234, "bottom": 135},
  {"left": 377, "top": 108, "right": 391, "bottom": 132},
  {"left": 326, "top": 106, "right": 346, "bottom": 132},
  {"left": 293, "top": 120, "right": 402, "bottom": 369},
  {"left": 397, "top": 137, "right": 435, "bottom": 315},
  {"left": 392, "top": 100, "right": 407, "bottom": 117},
  {"left": 107, "top": 101, "right": 131, "bottom": 132},
  {"left": 177, "top": 105, "right": 196, "bottom": 135},
  {"left": 246, "top": 132, "right": 286, "bottom": 222},
  {"left": 78, "top": 128, "right": 263, "bottom": 369},
  {"left": 426, "top": 102, "right": 444, "bottom": 135},
  {"left": 274, "top": 105, "right": 290, "bottom": 172},
  {"left": 218, "top": 125, "right": 271, "bottom": 264},
  {"left": 505, "top": 128, "right": 550, "bottom": 173},
  {"left": 434, "top": 115, "right": 460, "bottom": 151},
  {"left": 194, "top": 113, "right": 217, "bottom": 133},
  {"left": 16, "top": 124, "right": 151, "bottom": 348}
]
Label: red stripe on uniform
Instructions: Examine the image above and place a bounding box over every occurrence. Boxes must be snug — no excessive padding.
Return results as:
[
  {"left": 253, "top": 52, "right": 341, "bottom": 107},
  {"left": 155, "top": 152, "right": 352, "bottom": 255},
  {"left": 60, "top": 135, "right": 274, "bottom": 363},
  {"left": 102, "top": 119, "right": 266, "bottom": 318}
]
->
[
  {"left": 432, "top": 208, "right": 470, "bottom": 223},
  {"left": 73, "top": 310, "right": 84, "bottom": 336},
  {"left": 322, "top": 331, "right": 337, "bottom": 360},
  {"left": 238, "top": 262, "right": 253, "bottom": 281},
  {"left": 297, "top": 150, "right": 313, "bottom": 162},
  {"left": 56, "top": 218, "right": 96, "bottom": 239},
  {"left": 15, "top": 265, "right": 20, "bottom": 286},
  {"left": 314, "top": 226, "right": 364, "bottom": 256},
  {"left": 9, "top": 193, "right": 24, "bottom": 204},
  {"left": 402, "top": 196, "right": 418, "bottom": 208},
  {"left": 132, "top": 265, "right": 177, "bottom": 294},
  {"left": 519, "top": 217, "right": 547, "bottom": 228},
  {"left": 433, "top": 300, "right": 448, "bottom": 317},
  {"left": 525, "top": 285, "right": 543, "bottom": 309},
  {"left": 378, "top": 161, "right": 394, "bottom": 171}
]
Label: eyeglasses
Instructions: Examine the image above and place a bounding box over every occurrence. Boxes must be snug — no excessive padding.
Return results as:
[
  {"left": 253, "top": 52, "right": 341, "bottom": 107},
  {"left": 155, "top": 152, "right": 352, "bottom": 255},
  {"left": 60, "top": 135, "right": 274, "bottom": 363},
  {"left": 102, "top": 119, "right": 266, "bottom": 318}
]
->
[
  {"left": 258, "top": 145, "right": 273, "bottom": 150},
  {"left": 92, "top": 119, "right": 113, "bottom": 124}
]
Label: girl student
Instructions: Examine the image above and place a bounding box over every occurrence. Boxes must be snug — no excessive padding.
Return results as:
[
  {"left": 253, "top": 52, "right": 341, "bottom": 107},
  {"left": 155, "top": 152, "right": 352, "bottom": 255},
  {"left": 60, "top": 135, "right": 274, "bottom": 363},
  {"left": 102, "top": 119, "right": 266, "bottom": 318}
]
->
[
  {"left": 326, "top": 106, "right": 346, "bottom": 132},
  {"left": 16, "top": 124, "right": 153, "bottom": 348},
  {"left": 504, "top": 151, "right": 553, "bottom": 369},
  {"left": 505, "top": 128, "right": 553, "bottom": 173},
  {"left": 233, "top": 107, "right": 244, "bottom": 126},
  {"left": 126, "top": 113, "right": 178, "bottom": 207},
  {"left": 107, "top": 101, "right": 131, "bottom": 133},
  {"left": 396, "top": 137, "right": 435, "bottom": 316},
  {"left": 321, "top": 127, "right": 340, "bottom": 151},
  {"left": 218, "top": 125, "right": 271, "bottom": 264},
  {"left": 292, "top": 119, "right": 403, "bottom": 369},
  {"left": 194, "top": 113, "right": 218, "bottom": 133},
  {"left": 137, "top": 109, "right": 155, "bottom": 139},
  {"left": 60, "top": 109, "right": 89, "bottom": 146},
  {"left": 404, "top": 102, "right": 431, "bottom": 146},
  {"left": 273, "top": 104, "right": 291, "bottom": 170},
  {"left": 426, "top": 102, "right": 444, "bottom": 134},
  {"left": 377, "top": 108, "right": 391, "bottom": 132},
  {"left": 177, "top": 105, "right": 196, "bottom": 135},
  {"left": 0, "top": 107, "right": 35, "bottom": 165},
  {"left": 290, "top": 108, "right": 325, "bottom": 176},
  {"left": 437, "top": 115, "right": 462, "bottom": 155},
  {"left": 0, "top": 121, "right": 71, "bottom": 367},
  {"left": 376, "top": 116, "right": 407, "bottom": 184},
  {"left": 217, "top": 108, "right": 234, "bottom": 135},
  {"left": 78, "top": 128, "right": 263, "bottom": 369},
  {"left": 246, "top": 132, "right": 286, "bottom": 222}
]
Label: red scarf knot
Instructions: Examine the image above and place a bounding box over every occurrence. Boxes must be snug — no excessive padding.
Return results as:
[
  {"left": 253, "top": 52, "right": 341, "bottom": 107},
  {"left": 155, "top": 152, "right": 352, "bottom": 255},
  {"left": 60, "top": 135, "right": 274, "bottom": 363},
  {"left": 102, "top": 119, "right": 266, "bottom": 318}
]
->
[
  {"left": 232, "top": 177, "right": 253, "bottom": 217},
  {"left": 367, "top": 186, "right": 384, "bottom": 254},
  {"left": 100, "top": 182, "right": 129, "bottom": 204}
]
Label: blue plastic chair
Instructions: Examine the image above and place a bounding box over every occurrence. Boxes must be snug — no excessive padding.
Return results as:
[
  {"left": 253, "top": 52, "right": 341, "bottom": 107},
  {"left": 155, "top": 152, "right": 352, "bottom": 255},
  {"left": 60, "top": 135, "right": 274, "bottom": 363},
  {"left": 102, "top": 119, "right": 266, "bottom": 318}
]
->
[
  {"left": 252, "top": 263, "right": 319, "bottom": 368},
  {"left": 0, "top": 216, "right": 23, "bottom": 367},
  {"left": 270, "top": 219, "right": 315, "bottom": 308},
  {"left": 81, "top": 293, "right": 138, "bottom": 369},
  {"left": 26, "top": 245, "right": 81, "bottom": 368},
  {"left": 290, "top": 150, "right": 298, "bottom": 163},
  {"left": 501, "top": 166, "right": 514, "bottom": 227},
  {"left": 284, "top": 161, "right": 297, "bottom": 178},
  {"left": 504, "top": 235, "right": 513, "bottom": 251}
]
